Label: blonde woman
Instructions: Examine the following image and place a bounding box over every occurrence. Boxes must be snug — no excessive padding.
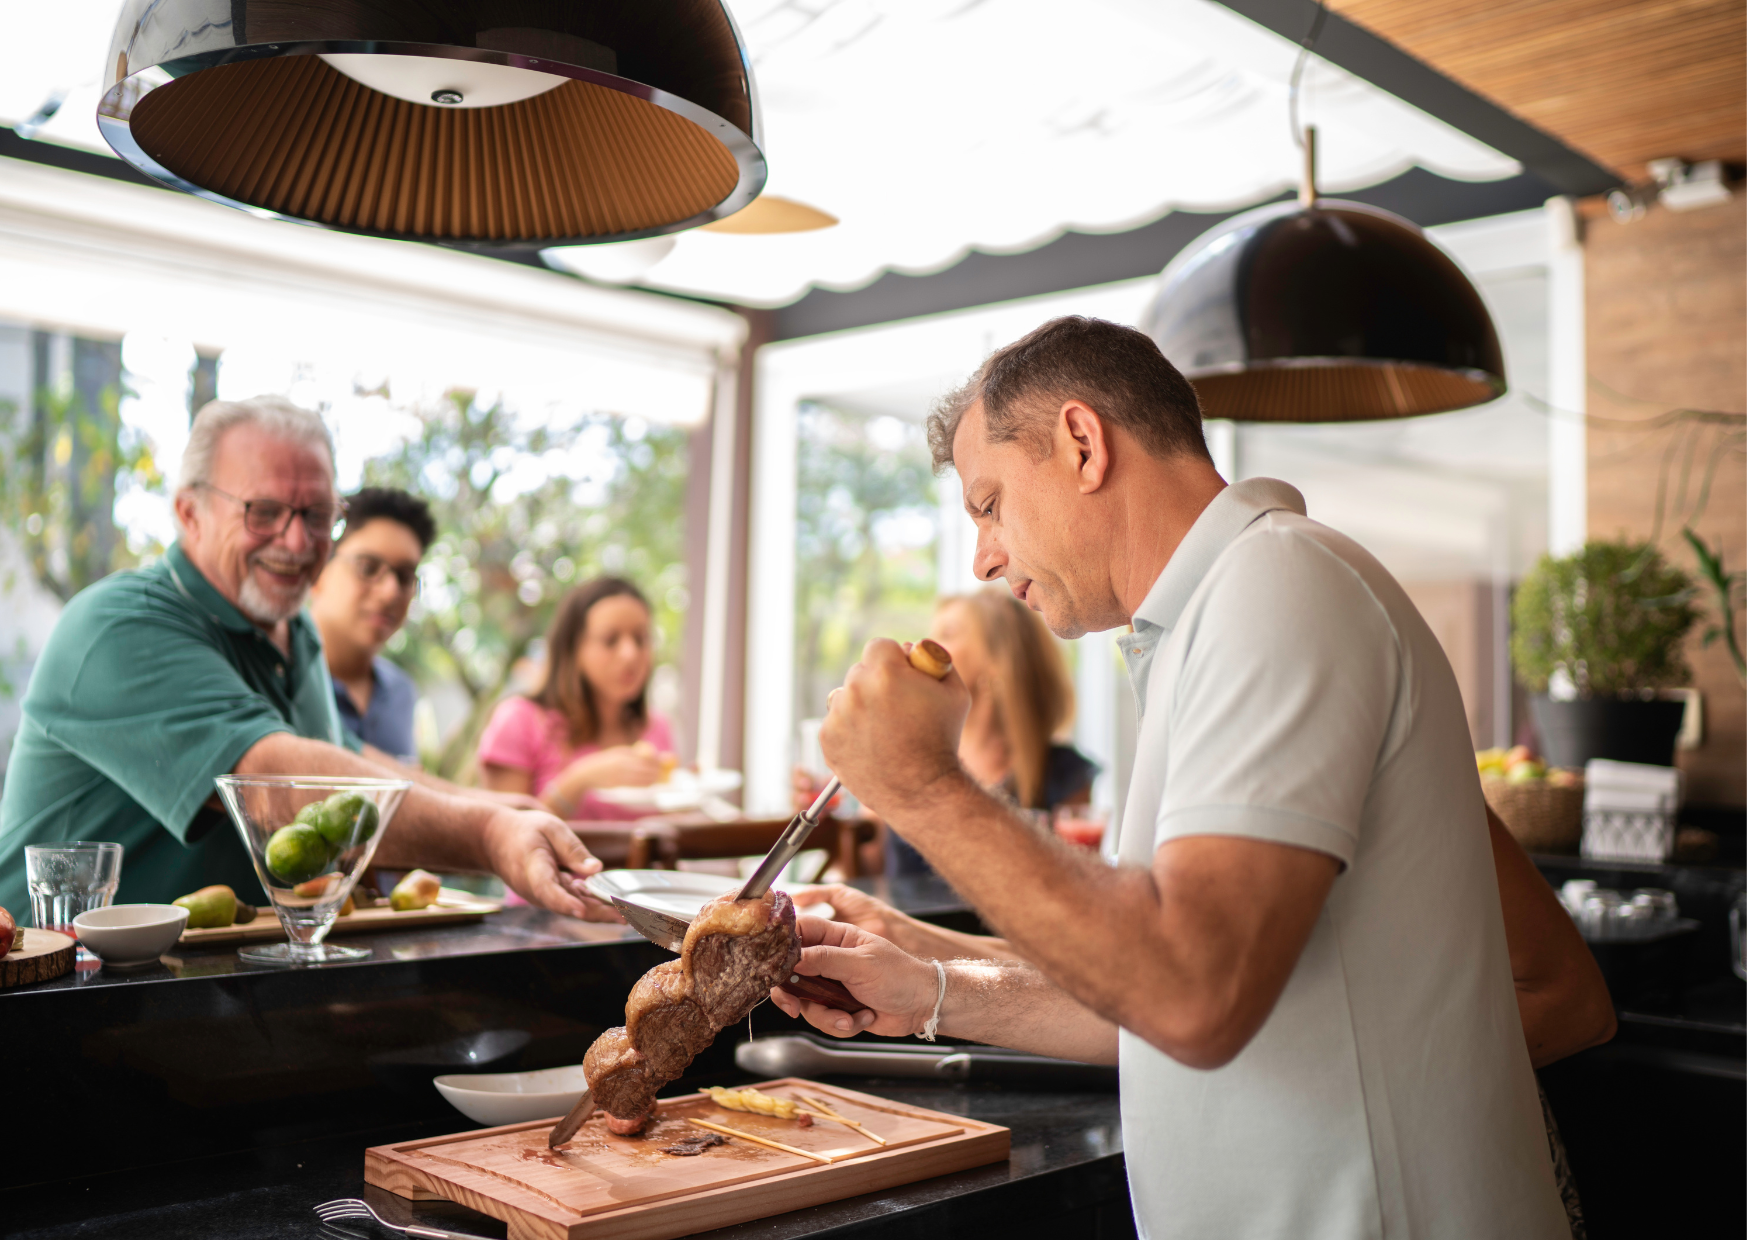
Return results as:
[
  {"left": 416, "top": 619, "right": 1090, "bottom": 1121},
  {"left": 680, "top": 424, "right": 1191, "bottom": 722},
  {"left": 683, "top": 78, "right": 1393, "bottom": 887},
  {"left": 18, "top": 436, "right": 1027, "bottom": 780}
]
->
[{"left": 796, "top": 587, "right": 1097, "bottom": 876}]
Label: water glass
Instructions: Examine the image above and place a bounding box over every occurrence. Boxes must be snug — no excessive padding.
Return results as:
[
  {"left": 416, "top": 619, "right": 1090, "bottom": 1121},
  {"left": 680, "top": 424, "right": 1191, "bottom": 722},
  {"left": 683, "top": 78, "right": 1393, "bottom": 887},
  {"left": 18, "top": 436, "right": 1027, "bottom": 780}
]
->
[
  {"left": 1629, "top": 888, "right": 1679, "bottom": 920},
  {"left": 25, "top": 842, "right": 123, "bottom": 934},
  {"left": 1730, "top": 892, "right": 1746, "bottom": 982},
  {"left": 1054, "top": 806, "right": 1111, "bottom": 851}
]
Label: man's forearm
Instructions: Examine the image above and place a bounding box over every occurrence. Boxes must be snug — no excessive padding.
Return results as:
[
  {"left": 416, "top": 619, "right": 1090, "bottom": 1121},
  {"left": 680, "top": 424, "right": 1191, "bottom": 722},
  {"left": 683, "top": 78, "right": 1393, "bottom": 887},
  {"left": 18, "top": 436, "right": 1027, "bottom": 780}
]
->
[
  {"left": 236, "top": 733, "right": 496, "bottom": 873},
  {"left": 937, "top": 959, "right": 1119, "bottom": 1064},
  {"left": 891, "top": 776, "right": 1149, "bottom": 1011},
  {"left": 887, "top": 774, "right": 1336, "bottom": 1068}
]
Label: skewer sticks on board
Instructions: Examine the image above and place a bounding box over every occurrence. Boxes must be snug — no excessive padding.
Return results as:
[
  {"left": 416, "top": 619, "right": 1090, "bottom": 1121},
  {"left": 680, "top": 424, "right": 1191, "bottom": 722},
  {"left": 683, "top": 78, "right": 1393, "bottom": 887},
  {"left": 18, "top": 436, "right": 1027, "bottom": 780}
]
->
[
  {"left": 797, "top": 1093, "right": 887, "bottom": 1146},
  {"left": 685, "top": 1118, "right": 832, "bottom": 1164}
]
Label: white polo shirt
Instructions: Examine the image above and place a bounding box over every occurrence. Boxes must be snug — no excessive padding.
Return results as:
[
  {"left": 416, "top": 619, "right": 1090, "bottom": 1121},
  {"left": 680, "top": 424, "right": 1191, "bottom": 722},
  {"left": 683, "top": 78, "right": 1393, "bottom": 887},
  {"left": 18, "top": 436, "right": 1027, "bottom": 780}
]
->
[{"left": 1109, "top": 479, "right": 1566, "bottom": 1240}]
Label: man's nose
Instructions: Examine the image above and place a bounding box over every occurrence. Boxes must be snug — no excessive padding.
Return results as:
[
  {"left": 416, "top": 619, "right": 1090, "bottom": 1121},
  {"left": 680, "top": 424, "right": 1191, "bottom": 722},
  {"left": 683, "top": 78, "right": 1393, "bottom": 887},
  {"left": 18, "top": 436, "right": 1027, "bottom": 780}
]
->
[
  {"left": 277, "top": 517, "right": 310, "bottom": 555},
  {"left": 972, "top": 529, "right": 1006, "bottom": 581}
]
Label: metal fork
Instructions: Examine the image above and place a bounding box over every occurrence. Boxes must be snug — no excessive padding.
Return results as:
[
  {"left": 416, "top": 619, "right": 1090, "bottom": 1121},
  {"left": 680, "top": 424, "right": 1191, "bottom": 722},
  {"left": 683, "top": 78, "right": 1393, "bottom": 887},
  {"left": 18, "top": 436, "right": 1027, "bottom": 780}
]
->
[{"left": 313, "top": 1198, "right": 494, "bottom": 1240}]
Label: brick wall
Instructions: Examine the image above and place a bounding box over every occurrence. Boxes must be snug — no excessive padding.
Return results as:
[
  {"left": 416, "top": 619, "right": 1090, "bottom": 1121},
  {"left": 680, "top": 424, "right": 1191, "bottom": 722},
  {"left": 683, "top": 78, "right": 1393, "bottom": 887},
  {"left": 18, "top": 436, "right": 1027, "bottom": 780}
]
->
[{"left": 1585, "top": 195, "right": 1746, "bottom": 805}]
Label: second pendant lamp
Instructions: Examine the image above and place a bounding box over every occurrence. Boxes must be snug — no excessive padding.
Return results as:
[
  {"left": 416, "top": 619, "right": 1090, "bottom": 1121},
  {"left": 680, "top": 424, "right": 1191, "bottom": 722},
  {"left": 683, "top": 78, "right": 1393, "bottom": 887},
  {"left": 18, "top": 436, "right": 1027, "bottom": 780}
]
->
[
  {"left": 97, "top": 0, "right": 766, "bottom": 248},
  {"left": 1144, "top": 130, "right": 1506, "bottom": 422}
]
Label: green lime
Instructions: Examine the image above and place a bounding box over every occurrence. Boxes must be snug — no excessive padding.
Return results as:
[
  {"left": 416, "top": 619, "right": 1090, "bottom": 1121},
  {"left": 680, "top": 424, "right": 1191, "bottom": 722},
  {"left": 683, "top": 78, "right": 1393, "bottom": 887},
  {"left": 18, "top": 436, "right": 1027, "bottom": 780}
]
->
[
  {"left": 265, "top": 823, "right": 334, "bottom": 886},
  {"left": 293, "top": 801, "right": 326, "bottom": 828},
  {"left": 317, "top": 791, "right": 380, "bottom": 849}
]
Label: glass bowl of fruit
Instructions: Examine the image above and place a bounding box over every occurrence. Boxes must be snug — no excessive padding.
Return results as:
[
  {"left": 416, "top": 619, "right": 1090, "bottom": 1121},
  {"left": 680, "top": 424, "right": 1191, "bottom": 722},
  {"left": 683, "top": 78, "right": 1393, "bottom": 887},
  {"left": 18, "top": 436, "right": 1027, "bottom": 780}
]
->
[{"left": 214, "top": 775, "right": 412, "bottom": 966}]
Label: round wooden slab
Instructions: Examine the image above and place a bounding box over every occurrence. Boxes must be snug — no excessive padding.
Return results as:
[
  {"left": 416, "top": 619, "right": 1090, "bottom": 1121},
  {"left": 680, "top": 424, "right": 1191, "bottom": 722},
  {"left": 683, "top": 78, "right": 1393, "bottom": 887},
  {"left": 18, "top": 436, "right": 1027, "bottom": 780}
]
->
[{"left": 1, "top": 929, "right": 76, "bottom": 988}]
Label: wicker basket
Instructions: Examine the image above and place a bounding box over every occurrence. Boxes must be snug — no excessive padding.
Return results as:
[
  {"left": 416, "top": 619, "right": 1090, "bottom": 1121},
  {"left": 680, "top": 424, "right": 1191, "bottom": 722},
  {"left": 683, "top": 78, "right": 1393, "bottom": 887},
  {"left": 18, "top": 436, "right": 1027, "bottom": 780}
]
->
[{"left": 1482, "top": 774, "right": 1585, "bottom": 855}]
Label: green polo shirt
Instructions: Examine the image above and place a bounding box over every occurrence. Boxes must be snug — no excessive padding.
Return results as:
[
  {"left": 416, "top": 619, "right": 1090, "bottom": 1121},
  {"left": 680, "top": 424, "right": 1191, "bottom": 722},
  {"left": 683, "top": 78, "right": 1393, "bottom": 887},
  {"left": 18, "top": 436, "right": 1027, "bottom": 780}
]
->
[{"left": 0, "top": 543, "right": 361, "bottom": 912}]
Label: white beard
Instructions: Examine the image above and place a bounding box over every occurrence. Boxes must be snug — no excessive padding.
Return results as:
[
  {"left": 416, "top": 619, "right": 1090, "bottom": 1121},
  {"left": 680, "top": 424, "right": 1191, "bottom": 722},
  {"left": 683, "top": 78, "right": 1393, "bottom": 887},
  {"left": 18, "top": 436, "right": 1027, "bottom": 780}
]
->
[{"left": 237, "top": 570, "right": 310, "bottom": 624}]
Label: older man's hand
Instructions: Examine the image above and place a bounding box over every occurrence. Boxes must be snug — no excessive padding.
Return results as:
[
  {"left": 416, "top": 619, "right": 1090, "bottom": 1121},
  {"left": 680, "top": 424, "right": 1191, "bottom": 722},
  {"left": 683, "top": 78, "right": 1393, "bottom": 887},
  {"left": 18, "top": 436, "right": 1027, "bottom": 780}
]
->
[
  {"left": 480, "top": 808, "right": 618, "bottom": 921},
  {"left": 818, "top": 639, "right": 970, "bottom": 821}
]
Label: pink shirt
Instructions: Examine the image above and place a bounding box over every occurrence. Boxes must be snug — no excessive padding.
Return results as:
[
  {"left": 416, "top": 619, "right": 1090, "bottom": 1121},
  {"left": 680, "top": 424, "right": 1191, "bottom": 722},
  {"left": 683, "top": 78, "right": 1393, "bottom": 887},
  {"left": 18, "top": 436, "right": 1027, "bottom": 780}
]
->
[{"left": 476, "top": 696, "right": 675, "bottom": 821}]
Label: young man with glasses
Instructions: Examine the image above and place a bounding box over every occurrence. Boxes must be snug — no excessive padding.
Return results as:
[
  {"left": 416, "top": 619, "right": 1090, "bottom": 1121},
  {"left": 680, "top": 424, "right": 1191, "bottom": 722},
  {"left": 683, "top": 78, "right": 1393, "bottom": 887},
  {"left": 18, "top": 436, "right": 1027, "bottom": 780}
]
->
[
  {"left": 309, "top": 488, "right": 434, "bottom": 763},
  {"left": 0, "top": 396, "right": 612, "bottom": 921}
]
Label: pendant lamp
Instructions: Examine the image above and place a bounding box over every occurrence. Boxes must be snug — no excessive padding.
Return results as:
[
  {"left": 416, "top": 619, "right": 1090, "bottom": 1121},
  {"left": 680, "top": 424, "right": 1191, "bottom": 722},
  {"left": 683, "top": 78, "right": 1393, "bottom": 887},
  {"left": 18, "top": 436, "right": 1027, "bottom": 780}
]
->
[
  {"left": 97, "top": 0, "right": 765, "bottom": 247},
  {"left": 1143, "top": 131, "right": 1505, "bottom": 422}
]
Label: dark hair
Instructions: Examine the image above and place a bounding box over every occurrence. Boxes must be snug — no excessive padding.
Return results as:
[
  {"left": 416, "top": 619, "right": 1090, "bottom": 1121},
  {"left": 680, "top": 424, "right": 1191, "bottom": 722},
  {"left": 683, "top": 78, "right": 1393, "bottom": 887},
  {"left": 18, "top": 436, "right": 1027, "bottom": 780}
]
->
[
  {"left": 340, "top": 487, "right": 438, "bottom": 552},
  {"left": 926, "top": 316, "right": 1208, "bottom": 472},
  {"left": 533, "top": 577, "right": 652, "bottom": 745}
]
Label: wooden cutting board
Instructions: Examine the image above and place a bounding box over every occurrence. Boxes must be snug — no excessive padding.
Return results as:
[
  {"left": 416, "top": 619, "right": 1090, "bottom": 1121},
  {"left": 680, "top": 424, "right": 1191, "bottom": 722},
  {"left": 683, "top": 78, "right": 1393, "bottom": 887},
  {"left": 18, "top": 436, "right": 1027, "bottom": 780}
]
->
[
  {"left": 179, "top": 889, "right": 499, "bottom": 946},
  {"left": 367, "top": 1077, "right": 1009, "bottom": 1240},
  {"left": 1, "top": 929, "right": 76, "bottom": 989}
]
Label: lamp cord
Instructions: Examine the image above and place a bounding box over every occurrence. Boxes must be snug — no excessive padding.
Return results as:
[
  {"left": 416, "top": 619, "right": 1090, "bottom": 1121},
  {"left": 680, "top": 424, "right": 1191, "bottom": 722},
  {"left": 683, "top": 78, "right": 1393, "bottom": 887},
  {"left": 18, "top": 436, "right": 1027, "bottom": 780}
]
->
[{"left": 1287, "top": 0, "right": 1330, "bottom": 150}]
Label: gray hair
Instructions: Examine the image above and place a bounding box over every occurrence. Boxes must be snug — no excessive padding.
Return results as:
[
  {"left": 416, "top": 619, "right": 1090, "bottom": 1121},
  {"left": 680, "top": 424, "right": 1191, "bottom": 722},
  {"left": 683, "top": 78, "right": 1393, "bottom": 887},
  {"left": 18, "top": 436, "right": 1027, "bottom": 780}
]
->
[{"left": 179, "top": 395, "right": 335, "bottom": 492}]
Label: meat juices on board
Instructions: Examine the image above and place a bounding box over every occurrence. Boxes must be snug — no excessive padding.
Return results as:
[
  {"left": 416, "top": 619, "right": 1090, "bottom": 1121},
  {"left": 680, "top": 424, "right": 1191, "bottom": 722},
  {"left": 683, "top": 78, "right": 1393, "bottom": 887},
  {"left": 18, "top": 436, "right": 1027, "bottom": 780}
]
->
[{"left": 580, "top": 889, "right": 802, "bottom": 1135}]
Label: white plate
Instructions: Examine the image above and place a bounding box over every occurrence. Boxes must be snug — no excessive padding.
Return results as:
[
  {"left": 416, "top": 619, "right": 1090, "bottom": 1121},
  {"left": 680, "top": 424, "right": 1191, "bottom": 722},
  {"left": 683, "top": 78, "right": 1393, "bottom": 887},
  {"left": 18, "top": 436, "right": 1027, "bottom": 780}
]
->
[
  {"left": 582, "top": 869, "right": 741, "bottom": 923},
  {"left": 593, "top": 768, "right": 744, "bottom": 811},
  {"left": 433, "top": 1064, "right": 590, "bottom": 1126}
]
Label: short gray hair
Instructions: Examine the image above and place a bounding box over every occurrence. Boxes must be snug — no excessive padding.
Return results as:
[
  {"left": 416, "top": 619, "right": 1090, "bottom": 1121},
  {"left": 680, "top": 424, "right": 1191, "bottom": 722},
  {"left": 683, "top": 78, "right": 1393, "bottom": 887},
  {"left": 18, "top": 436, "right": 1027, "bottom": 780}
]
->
[
  {"left": 926, "top": 316, "right": 1208, "bottom": 474},
  {"left": 180, "top": 395, "right": 335, "bottom": 491}
]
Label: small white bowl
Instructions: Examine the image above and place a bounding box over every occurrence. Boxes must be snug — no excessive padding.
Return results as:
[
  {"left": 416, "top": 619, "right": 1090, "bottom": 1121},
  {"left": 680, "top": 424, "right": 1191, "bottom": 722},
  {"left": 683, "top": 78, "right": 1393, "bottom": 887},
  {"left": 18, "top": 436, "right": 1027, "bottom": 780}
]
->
[
  {"left": 434, "top": 1064, "right": 589, "bottom": 1127},
  {"left": 73, "top": 903, "right": 189, "bottom": 968}
]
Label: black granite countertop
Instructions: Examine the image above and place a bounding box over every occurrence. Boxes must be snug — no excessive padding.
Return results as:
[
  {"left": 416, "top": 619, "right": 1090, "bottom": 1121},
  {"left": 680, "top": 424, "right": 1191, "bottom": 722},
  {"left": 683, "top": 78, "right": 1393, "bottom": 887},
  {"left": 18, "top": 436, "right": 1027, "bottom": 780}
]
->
[
  {"left": 11, "top": 876, "right": 979, "bottom": 996},
  {"left": 4, "top": 874, "right": 1139, "bottom": 1240},
  {"left": 7, "top": 1082, "right": 1129, "bottom": 1240}
]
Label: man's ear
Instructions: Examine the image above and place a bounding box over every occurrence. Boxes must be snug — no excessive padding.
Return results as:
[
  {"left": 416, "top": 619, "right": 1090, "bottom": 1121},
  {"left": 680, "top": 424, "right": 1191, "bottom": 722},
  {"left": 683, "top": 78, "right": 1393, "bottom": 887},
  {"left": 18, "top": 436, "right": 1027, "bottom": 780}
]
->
[
  {"left": 173, "top": 488, "right": 201, "bottom": 545},
  {"left": 1059, "top": 400, "right": 1111, "bottom": 494}
]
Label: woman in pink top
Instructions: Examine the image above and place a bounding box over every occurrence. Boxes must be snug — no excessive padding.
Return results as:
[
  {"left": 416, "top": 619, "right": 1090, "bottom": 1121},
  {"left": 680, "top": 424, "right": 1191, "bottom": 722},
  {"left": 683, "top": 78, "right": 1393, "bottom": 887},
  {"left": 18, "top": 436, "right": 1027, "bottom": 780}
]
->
[{"left": 478, "top": 577, "right": 675, "bottom": 820}]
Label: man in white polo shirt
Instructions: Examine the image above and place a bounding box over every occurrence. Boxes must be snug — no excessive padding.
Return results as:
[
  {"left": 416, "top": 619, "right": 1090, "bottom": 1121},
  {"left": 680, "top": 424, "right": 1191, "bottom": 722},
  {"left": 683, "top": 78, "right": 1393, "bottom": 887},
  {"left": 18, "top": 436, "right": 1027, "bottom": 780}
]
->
[{"left": 770, "top": 317, "right": 1568, "bottom": 1238}]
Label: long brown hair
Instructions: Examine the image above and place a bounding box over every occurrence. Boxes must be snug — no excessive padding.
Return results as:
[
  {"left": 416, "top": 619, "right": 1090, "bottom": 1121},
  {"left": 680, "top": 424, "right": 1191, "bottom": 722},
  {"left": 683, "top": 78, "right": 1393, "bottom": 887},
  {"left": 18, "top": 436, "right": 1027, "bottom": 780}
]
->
[
  {"left": 947, "top": 588, "right": 1075, "bottom": 808},
  {"left": 532, "top": 577, "right": 651, "bottom": 745}
]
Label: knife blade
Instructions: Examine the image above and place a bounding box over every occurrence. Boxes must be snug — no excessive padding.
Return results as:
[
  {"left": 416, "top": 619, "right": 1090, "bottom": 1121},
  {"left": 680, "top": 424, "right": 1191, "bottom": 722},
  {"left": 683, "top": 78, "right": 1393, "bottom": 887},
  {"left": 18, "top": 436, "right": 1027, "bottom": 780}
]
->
[{"left": 547, "top": 1087, "right": 595, "bottom": 1149}]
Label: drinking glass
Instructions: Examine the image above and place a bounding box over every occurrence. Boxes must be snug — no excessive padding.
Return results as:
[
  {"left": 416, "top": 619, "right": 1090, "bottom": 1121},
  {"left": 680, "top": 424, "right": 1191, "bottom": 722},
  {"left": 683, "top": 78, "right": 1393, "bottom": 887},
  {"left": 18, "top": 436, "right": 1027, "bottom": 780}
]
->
[
  {"left": 1054, "top": 806, "right": 1111, "bottom": 851},
  {"left": 25, "top": 842, "right": 123, "bottom": 934},
  {"left": 214, "top": 775, "right": 410, "bottom": 966},
  {"left": 1730, "top": 891, "right": 1746, "bottom": 982}
]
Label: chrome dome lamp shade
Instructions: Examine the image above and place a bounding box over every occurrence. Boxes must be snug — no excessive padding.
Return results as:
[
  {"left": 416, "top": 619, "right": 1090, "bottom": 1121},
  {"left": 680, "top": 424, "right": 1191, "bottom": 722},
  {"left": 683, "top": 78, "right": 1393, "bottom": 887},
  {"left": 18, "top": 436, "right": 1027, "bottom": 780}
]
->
[
  {"left": 1143, "top": 136, "right": 1505, "bottom": 422},
  {"left": 97, "top": 0, "right": 765, "bottom": 247}
]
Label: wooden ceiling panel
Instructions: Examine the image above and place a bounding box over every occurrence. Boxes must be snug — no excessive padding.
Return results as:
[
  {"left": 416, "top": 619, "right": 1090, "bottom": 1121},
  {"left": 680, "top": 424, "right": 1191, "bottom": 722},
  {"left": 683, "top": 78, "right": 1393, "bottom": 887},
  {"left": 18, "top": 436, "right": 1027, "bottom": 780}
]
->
[{"left": 1326, "top": 0, "right": 1745, "bottom": 181}]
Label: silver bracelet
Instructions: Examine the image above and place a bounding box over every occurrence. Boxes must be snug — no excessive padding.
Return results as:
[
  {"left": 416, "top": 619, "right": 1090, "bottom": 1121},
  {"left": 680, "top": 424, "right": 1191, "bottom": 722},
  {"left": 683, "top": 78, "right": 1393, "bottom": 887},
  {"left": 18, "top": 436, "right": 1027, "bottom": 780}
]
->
[{"left": 919, "top": 959, "right": 946, "bottom": 1042}]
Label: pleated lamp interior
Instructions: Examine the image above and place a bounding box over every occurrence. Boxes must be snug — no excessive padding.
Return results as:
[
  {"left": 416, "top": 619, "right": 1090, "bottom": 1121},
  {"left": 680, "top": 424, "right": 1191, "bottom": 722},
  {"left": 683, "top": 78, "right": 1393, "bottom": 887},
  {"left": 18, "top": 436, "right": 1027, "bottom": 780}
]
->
[
  {"left": 128, "top": 55, "right": 741, "bottom": 242},
  {"left": 1191, "top": 364, "right": 1499, "bottom": 423}
]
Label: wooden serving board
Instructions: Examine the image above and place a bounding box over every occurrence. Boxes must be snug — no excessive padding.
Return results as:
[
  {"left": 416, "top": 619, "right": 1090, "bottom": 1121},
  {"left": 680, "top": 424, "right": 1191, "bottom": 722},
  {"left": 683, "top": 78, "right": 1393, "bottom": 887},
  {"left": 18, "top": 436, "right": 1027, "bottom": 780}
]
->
[
  {"left": 1, "top": 928, "right": 76, "bottom": 989},
  {"left": 179, "top": 889, "right": 499, "bottom": 946},
  {"left": 367, "top": 1077, "right": 1009, "bottom": 1240}
]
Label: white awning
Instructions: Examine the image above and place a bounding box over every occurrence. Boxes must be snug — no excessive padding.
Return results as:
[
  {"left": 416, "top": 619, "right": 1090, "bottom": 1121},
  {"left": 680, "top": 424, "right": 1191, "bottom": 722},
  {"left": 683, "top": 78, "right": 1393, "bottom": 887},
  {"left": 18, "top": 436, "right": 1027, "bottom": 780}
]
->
[
  {"left": 0, "top": 157, "right": 745, "bottom": 425},
  {"left": 6, "top": 0, "right": 1521, "bottom": 309}
]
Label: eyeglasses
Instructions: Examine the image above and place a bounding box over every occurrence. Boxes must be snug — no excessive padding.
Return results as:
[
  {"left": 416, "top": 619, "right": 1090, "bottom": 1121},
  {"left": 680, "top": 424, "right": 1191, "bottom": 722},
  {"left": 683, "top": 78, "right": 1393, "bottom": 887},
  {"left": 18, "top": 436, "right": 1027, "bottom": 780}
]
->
[
  {"left": 198, "top": 483, "right": 346, "bottom": 540},
  {"left": 339, "top": 552, "right": 421, "bottom": 597}
]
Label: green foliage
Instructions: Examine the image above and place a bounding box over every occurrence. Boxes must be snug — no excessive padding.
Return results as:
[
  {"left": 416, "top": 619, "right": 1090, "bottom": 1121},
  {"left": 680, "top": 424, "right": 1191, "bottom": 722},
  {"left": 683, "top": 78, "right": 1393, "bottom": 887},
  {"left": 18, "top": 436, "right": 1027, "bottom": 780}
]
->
[
  {"left": 1510, "top": 540, "right": 1700, "bottom": 697},
  {"left": 362, "top": 391, "right": 688, "bottom": 778},
  {"left": 1682, "top": 526, "right": 1746, "bottom": 685},
  {"left": 0, "top": 378, "right": 158, "bottom": 603},
  {"left": 793, "top": 403, "right": 938, "bottom": 723}
]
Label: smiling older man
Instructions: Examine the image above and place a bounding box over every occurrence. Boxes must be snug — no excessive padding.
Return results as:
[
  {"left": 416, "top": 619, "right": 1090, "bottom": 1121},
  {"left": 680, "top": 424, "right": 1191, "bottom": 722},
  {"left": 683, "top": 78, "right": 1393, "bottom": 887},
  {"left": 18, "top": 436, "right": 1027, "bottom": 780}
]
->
[{"left": 0, "top": 396, "right": 610, "bottom": 919}]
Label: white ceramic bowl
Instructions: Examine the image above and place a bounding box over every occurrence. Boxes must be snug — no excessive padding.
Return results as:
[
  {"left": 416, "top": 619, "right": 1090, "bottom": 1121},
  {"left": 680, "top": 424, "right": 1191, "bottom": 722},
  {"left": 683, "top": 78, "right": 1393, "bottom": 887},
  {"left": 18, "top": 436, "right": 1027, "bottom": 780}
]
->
[
  {"left": 434, "top": 1064, "right": 589, "bottom": 1126},
  {"left": 73, "top": 903, "right": 189, "bottom": 968}
]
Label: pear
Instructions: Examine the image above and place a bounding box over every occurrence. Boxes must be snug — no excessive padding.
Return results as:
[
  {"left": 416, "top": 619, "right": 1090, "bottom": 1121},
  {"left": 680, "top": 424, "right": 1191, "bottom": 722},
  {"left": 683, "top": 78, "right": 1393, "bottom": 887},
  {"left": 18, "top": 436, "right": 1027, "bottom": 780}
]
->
[{"left": 174, "top": 884, "right": 239, "bottom": 929}]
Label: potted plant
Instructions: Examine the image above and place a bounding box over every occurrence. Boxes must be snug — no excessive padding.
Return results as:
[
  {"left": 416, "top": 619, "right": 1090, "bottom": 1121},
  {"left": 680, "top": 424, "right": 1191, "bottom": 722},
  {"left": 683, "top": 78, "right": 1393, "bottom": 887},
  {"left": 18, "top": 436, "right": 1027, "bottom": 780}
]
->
[{"left": 1510, "top": 540, "right": 1699, "bottom": 769}]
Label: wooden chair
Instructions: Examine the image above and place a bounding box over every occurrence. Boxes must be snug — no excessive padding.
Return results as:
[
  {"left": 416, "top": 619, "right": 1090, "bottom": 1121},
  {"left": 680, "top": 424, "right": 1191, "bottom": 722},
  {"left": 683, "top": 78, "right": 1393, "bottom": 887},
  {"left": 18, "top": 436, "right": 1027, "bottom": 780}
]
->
[{"left": 616, "top": 814, "right": 877, "bottom": 879}]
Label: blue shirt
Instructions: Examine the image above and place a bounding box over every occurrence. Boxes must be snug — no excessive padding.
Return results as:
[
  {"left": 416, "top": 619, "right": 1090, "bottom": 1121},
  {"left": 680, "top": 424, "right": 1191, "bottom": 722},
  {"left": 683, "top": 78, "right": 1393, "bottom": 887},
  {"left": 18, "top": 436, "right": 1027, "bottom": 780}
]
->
[{"left": 333, "top": 656, "right": 419, "bottom": 762}]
